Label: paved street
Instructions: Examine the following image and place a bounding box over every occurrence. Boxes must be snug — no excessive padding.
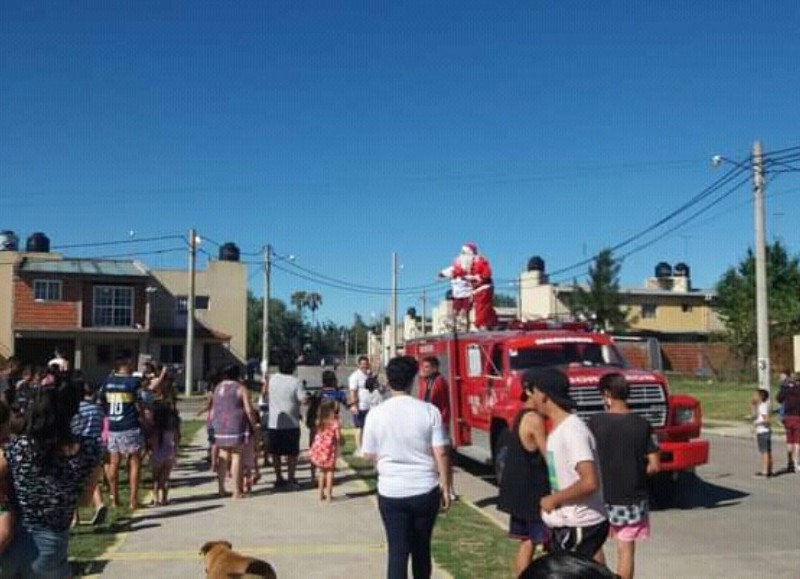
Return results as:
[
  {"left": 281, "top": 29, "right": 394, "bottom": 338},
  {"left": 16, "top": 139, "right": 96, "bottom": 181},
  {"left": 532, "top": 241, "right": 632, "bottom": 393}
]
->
[
  {"left": 102, "top": 386, "right": 799, "bottom": 578},
  {"left": 454, "top": 430, "right": 800, "bottom": 578},
  {"left": 89, "top": 420, "right": 449, "bottom": 579}
]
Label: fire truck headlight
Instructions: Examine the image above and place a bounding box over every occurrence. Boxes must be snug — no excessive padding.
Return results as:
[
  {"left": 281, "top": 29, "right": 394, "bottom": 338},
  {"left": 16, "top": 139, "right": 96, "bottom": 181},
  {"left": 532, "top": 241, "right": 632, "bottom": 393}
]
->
[{"left": 674, "top": 407, "right": 696, "bottom": 425}]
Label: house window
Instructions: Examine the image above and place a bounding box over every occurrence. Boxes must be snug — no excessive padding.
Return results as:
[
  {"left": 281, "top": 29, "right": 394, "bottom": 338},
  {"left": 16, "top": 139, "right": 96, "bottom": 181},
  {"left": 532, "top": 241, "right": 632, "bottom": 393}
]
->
[
  {"left": 33, "top": 280, "right": 62, "bottom": 301},
  {"left": 641, "top": 303, "right": 658, "bottom": 319},
  {"left": 681, "top": 304, "right": 693, "bottom": 313},
  {"left": 176, "top": 295, "right": 210, "bottom": 313},
  {"left": 93, "top": 286, "right": 134, "bottom": 327},
  {"left": 160, "top": 344, "right": 184, "bottom": 364}
]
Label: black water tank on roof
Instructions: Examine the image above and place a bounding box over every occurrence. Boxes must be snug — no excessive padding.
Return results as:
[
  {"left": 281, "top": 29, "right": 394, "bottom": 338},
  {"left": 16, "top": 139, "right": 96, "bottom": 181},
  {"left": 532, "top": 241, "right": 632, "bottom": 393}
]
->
[
  {"left": 218, "top": 242, "right": 240, "bottom": 262},
  {"left": 26, "top": 232, "right": 50, "bottom": 253},
  {"left": 407, "top": 307, "right": 417, "bottom": 318},
  {"left": 527, "top": 256, "right": 545, "bottom": 272},
  {"left": 674, "top": 262, "right": 690, "bottom": 277},
  {"left": 655, "top": 261, "right": 672, "bottom": 278}
]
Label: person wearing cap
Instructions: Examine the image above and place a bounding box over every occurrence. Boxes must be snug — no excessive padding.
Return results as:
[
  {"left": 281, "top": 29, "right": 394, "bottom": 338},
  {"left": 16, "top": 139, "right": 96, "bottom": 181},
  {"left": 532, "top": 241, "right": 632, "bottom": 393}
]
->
[
  {"left": 497, "top": 369, "right": 551, "bottom": 577},
  {"left": 439, "top": 243, "right": 497, "bottom": 331},
  {"left": 589, "top": 373, "right": 660, "bottom": 579},
  {"left": 531, "top": 368, "right": 609, "bottom": 561}
]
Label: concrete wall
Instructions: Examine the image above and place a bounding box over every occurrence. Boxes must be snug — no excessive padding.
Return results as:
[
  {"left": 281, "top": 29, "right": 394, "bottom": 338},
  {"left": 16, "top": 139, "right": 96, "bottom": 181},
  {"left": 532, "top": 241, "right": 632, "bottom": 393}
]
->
[
  {"left": 0, "top": 253, "right": 17, "bottom": 358},
  {"left": 151, "top": 259, "right": 247, "bottom": 363}
]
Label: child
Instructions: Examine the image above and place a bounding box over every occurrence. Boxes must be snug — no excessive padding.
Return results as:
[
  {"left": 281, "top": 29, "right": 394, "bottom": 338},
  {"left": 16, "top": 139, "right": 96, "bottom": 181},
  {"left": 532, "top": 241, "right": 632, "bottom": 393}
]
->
[
  {"left": 0, "top": 400, "right": 14, "bottom": 553},
  {"left": 149, "top": 403, "right": 181, "bottom": 506},
  {"left": 257, "top": 388, "right": 271, "bottom": 468},
  {"left": 72, "top": 381, "right": 108, "bottom": 526},
  {"left": 308, "top": 399, "right": 342, "bottom": 502},
  {"left": 589, "top": 373, "right": 660, "bottom": 579},
  {"left": 197, "top": 371, "right": 220, "bottom": 470},
  {"left": 752, "top": 388, "right": 772, "bottom": 477},
  {"left": 241, "top": 421, "right": 261, "bottom": 494}
]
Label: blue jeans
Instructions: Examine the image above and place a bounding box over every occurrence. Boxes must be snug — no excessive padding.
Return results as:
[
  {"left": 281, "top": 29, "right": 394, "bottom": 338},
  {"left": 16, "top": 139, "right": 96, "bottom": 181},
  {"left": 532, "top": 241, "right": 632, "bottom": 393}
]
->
[
  {"left": 378, "top": 487, "right": 441, "bottom": 579},
  {"left": 0, "top": 523, "right": 70, "bottom": 578}
]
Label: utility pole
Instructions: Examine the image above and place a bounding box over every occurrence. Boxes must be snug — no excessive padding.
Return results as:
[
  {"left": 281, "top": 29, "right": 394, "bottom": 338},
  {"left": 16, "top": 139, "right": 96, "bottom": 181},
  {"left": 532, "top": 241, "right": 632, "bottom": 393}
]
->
[
  {"left": 753, "top": 140, "right": 771, "bottom": 397},
  {"left": 261, "top": 244, "right": 271, "bottom": 375},
  {"left": 420, "top": 289, "right": 427, "bottom": 337},
  {"left": 185, "top": 229, "right": 197, "bottom": 397},
  {"left": 390, "top": 252, "right": 398, "bottom": 357}
]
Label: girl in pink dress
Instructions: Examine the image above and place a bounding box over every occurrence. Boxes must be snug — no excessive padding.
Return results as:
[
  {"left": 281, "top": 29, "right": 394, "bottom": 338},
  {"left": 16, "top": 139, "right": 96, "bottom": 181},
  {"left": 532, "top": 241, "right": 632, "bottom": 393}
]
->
[{"left": 308, "top": 399, "right": 342, "bottom": 502}]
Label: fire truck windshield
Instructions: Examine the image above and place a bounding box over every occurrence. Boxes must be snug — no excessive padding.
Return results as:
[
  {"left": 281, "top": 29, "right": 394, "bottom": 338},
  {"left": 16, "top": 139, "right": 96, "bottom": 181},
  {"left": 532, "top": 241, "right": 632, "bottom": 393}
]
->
[{"left": 508, "top": 341, "right": 627, "bottom": 370}]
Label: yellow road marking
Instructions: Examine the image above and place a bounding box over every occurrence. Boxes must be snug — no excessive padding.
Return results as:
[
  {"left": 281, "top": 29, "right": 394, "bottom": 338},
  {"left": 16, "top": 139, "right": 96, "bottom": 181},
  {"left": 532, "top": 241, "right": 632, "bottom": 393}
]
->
[{"left": 96, "top": 542, "right": 387, "bottom": 562}]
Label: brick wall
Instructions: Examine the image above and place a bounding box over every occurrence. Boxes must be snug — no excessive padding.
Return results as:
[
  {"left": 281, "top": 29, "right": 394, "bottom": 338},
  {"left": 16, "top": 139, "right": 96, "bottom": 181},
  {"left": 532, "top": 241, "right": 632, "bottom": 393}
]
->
[
  {"left": 617, "top": 340, "right": 744, "bottom": 376},
  {"left": 14, "top": 277, "right": 80, "bottom": 328}
]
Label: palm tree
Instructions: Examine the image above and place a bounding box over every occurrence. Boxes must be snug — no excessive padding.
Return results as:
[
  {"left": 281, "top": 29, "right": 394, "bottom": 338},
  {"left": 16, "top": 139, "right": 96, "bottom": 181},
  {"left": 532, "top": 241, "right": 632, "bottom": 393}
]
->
[
  {"left": 306, "top": 292, "right": 323, "bottom": 325},
  {"left": 290, "top": 291, "right": 308, "bottom": 317}
]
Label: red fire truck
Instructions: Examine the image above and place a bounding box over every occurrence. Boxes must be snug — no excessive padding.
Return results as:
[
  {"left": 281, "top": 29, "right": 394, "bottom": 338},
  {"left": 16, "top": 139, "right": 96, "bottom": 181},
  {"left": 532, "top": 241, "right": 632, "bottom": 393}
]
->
[{"left": 404, "top": 321, "right": 709, "bottom": 504}]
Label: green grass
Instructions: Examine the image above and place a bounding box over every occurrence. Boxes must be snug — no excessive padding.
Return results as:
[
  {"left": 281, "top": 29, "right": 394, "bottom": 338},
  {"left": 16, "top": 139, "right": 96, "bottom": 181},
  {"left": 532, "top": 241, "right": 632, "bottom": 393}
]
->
[
  {"left": 340, "top": 430, "right": 516, "bottom": 579},
  {"left": 69, "top": 419, "right": 205, "bottom": 575},
  {"left": 668, "top": 376, "right": 760, "bottom": 423}
]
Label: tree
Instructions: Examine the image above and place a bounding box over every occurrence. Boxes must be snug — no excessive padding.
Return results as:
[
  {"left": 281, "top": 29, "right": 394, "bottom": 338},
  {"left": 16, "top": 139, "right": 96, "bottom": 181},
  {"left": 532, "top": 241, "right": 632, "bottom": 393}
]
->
[
  {"left": 714, "top": 241, "right": 800, "bottom": 363},
  {"left": 306, "top": 291, "right": 323, "bottom": 325},
  {"left": 567, "top": 248, "right": 628, "bottom": 331},
  {"left": 246, "top": 291, "right": 308, "bottom": 360},
  {"left": 290, "top": 291, "right": 308, "bottom": 316}
]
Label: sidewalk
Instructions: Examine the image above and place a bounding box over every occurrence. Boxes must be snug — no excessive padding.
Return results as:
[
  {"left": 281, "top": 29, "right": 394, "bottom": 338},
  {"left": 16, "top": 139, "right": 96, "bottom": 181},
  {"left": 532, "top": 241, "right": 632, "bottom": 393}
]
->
[{"left": 88, "top": 426, "right": 449, "bottom": 578}]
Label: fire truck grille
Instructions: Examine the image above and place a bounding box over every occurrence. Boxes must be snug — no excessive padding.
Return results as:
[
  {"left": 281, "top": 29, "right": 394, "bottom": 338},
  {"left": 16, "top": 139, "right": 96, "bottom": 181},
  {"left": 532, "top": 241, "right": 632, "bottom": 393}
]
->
[{"left": 569, "top": 383, "right": 668, "bottom": 428}]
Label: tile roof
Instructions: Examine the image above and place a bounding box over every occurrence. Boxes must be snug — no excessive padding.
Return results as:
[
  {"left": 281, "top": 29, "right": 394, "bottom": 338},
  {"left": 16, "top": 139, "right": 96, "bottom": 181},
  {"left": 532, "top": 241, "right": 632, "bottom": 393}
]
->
[{"left": 19, "top": 258, "right": 149, "bottom": 277}]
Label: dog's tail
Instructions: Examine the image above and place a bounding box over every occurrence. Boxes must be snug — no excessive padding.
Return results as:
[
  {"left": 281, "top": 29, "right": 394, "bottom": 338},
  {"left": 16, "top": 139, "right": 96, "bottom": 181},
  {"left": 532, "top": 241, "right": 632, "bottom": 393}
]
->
[{"left": 242, "top": 559, "right": 277, "bottom": 579}]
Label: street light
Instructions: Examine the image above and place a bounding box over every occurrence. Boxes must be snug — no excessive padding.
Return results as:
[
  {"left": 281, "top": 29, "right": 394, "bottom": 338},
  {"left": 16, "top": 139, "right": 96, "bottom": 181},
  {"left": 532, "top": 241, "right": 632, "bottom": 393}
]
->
[
  {"left": 261, "top": 246, "right": 295, "bottom": 376},
  {"left": 713, "top": 142, "right": 770, "bottom": 397}
]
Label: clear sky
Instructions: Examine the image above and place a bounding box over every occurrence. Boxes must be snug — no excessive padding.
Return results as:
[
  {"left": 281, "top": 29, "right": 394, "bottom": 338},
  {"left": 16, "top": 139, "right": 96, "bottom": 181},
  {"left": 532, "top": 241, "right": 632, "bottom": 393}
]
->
[{"left": 2, "top": 1, "right": 799, "bottom": 324}]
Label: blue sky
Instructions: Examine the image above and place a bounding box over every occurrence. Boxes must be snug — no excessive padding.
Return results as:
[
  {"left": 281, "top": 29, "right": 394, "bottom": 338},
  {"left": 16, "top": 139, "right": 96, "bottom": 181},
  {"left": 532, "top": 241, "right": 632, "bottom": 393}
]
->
[{"left": 2, "top": 1, "right": 799, "bottom": 324}]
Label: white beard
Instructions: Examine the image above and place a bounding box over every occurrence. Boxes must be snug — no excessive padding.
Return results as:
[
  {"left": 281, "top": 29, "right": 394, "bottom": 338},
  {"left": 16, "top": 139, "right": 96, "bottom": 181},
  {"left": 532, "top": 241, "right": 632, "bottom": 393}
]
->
[{"left": 458, "top": 254, "right": 474, "bottom": 271}]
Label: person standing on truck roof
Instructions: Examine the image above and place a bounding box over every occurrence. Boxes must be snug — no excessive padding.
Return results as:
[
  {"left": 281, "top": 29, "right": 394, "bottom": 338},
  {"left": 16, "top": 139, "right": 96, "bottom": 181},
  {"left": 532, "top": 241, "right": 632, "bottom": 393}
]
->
[
  {"left": 533, "top": 368, "right": 609, "bottom": 563},
  {"left": 497, "top": 369, "right": 551, "bottom": 578},
  {"left": 348, "top": 356, "right": 372, "bottom": 456},
  {"left": 439, "top": 242, "right": 498, "bottom": 331},
  {"left": 418, "top": 356, "right": 457, "bottom": 501},
  {"left": 589, "top": 373, "right": 660, "bottom": 579}
]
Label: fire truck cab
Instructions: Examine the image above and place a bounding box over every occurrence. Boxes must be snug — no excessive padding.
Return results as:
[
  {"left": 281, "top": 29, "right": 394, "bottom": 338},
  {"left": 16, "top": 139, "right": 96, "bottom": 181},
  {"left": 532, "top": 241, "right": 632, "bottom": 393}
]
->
[{"left": 405, "top": 321, "right": 710, "bottom": 504}]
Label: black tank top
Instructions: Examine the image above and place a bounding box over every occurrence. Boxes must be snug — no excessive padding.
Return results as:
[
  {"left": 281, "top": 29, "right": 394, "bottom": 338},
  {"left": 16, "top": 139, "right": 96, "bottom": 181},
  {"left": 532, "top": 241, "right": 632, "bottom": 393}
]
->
[{"left": 497, "top": 409, "right": 551, "bottom": 523}]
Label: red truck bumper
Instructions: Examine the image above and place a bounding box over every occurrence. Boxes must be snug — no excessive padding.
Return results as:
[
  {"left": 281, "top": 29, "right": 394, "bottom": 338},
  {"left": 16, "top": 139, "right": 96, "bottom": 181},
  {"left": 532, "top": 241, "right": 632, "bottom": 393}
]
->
[{"left": 657, "top": 439, "right": 710, "bottom": 472}]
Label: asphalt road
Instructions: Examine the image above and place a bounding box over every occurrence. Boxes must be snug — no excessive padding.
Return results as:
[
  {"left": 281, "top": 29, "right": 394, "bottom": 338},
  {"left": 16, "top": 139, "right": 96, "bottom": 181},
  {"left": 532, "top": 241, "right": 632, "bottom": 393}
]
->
[{"left": 454, "top": 432, "right": 800, "bottom": 578}]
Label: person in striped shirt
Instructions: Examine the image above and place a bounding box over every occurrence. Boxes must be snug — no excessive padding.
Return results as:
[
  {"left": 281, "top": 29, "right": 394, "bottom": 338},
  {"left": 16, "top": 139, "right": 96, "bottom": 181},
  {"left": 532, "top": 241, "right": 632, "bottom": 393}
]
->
[{"left": 71, "top": 380, "right": 107, "bottom": 526}]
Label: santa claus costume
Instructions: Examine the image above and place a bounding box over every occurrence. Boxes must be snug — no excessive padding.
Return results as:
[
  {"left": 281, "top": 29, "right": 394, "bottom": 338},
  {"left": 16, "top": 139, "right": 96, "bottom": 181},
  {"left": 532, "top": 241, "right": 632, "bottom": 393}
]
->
[{"left": 440, "top": 243, "right": 498, "bottom": 330}]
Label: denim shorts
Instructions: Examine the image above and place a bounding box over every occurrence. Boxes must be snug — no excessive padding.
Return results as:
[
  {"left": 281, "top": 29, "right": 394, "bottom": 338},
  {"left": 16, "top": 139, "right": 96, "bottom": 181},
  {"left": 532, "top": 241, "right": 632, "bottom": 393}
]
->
[
  {"left": 757, "top": 431, "right": 772, "bottom": 453},
  {"left": 0, "top": 523, "right": 70, "bottom": 578}
]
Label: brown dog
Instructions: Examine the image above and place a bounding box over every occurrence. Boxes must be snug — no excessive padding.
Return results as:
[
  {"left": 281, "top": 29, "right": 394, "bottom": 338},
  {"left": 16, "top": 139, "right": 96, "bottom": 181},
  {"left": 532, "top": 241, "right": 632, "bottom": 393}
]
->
[{"left": 200, "top": 540, "right": 277, "bottom": 579}]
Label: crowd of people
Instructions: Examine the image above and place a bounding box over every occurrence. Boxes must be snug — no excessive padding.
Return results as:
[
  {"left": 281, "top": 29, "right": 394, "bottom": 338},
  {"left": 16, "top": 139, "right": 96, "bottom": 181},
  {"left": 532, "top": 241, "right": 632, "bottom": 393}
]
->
[{"left": 0, "top": 352, "right": 181, "bottom": 577}]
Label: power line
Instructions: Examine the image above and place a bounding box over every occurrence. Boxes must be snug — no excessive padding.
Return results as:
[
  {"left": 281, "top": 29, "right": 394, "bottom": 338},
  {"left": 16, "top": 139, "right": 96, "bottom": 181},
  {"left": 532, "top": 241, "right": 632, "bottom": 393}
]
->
[
  {"left": 51, "top": 234, "right": 186, "bottom": 250},
  {"left": 544, "top": 163, "right": 749, "bottom": 280}
]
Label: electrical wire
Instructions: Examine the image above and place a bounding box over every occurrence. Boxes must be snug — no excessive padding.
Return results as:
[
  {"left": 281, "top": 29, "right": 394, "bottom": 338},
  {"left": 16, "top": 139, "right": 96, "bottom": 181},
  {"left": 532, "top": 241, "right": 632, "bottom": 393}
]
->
[
  {"left": 543, "top": 163, "right": 749, "bottom": 280},
  {"left": 51, "top": 234, "right": 186, "bottom": 250}
]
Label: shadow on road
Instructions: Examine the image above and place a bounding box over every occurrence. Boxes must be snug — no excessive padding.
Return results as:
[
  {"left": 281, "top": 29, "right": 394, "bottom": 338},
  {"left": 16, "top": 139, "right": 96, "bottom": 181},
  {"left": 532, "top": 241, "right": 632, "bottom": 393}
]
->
[{"left": 670, "top": 473, "right": 749, "bottom": 510}]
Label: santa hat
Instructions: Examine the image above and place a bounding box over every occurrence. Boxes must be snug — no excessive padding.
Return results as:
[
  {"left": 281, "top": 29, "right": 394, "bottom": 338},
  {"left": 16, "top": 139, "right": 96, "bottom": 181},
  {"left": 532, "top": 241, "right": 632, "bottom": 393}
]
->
[{"left": 461, "top": 242, "right": 478, "bottom": 255}]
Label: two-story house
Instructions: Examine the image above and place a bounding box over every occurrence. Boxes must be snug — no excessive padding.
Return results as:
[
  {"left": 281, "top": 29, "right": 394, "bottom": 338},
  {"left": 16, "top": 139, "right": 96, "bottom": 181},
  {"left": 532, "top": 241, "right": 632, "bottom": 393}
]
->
[
  {"left": 1, "top": 233, "right": 247, "bottom": 388},
  {"left": 9, "top": 254, "right": 151, "bottom": 384}
]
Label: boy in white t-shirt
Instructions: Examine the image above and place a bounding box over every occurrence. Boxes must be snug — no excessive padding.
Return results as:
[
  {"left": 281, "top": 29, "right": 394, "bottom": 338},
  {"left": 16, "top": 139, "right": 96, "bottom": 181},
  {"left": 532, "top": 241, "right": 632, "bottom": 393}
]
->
[
  {"left": 752, "top": 388, "right": 773, "bottom": 477},
  {"left": 530, "top": 368, "right": 609, "bottom": 562}
]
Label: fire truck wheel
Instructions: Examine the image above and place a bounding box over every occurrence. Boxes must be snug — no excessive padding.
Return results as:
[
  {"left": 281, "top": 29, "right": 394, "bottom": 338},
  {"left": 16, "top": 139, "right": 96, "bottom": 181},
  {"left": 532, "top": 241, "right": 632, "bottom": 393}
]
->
[{"left": 492, "top": 429, "right": 511, "bottom": 486}]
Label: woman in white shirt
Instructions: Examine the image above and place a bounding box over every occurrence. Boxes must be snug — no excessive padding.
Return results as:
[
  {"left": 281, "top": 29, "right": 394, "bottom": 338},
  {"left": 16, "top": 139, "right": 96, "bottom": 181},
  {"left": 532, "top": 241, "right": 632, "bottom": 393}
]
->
[{"left": 362, "top": 356, "right": 452, "bottom": 579}]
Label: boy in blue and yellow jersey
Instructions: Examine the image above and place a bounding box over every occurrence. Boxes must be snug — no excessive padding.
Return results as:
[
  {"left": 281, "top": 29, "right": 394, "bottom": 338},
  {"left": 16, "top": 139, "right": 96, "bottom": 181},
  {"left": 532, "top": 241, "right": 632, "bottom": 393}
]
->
[{"left": 100, "top": 356, "right": 144, "bottom": 510}]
